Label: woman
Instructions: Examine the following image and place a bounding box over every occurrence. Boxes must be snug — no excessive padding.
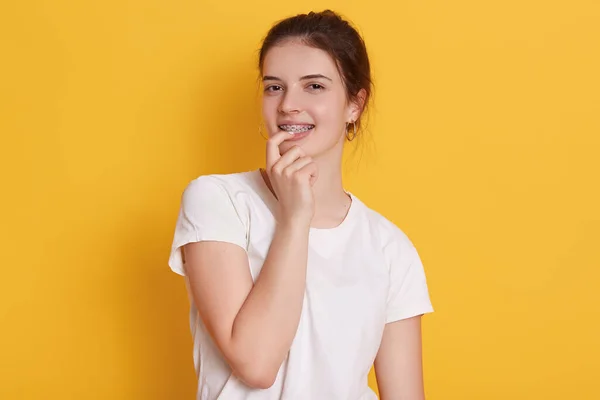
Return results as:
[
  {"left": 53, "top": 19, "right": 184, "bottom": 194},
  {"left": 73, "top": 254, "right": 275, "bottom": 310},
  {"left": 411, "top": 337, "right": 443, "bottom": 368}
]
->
[{"left": 169, "top": 9, "right": 434, "bottom": 400}]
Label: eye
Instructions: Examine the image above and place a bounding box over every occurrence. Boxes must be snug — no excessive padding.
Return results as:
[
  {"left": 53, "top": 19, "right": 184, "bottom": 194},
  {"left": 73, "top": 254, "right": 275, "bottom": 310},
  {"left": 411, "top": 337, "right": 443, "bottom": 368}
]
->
[
  {"left": 308, "top": 83, "right": 325, "bottom": 91},
  {"left": 265, "top": 85, "right": 283, "bottom": 93}
]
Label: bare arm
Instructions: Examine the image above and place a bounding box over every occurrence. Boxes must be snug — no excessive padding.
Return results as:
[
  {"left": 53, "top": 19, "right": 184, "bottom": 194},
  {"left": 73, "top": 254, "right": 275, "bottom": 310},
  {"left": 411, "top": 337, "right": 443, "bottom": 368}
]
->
[
  {"left": 374, "top": 315, "right": 426, "bottom": 400},
  {"left": 183, "top": 132, "right": 318, "bottom": 389},
  {"left": 183, "top": 220, "right": 308, "bottom": 389}
]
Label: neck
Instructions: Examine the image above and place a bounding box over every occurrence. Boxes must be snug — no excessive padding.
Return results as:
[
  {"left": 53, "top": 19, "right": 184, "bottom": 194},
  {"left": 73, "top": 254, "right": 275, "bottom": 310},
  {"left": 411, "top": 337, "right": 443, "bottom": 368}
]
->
[
  {"left": 305, "top": 140, "right": 352, "bottom": 229},
  {"left": 310, "top": 142, "right": 347, "bottom": 206}
]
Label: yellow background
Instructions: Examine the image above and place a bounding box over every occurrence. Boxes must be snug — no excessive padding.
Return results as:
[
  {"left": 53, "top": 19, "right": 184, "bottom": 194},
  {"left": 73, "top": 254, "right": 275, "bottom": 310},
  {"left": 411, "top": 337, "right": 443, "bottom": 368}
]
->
[{"left": 1, "top": 0, "right": 599, "bottom": 399}]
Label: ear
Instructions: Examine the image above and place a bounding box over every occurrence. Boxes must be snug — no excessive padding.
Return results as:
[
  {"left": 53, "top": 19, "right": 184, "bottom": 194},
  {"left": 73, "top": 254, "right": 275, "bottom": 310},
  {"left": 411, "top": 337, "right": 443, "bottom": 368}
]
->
[{"left": 348, "top": 88, "right": 367, "bottom": 121}]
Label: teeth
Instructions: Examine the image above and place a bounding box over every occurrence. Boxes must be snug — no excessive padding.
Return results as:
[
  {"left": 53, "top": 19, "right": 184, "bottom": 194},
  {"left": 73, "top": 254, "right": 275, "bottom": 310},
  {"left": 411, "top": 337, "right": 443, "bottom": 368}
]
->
[{"left": 278, "top": 124, "right": 315, "bottom": 133}]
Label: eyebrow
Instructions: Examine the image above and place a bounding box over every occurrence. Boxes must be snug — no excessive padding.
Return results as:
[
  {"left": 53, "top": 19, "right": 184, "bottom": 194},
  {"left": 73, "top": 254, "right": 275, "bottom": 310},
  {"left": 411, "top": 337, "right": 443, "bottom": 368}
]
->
[{"left": 262, "top": 74, "right": 333, "bottom": 82}]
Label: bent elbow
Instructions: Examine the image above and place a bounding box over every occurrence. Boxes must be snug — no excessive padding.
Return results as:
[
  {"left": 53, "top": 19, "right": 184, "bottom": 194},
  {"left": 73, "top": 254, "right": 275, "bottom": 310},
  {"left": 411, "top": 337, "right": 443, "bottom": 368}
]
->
[
  {"left": 232, "top": 361, "right": 278, "bottom": 389},
  {"left": 239, "top": 371, "right": 277, "bottom": 390},
  {"left": 223, "top": 340, "right": 281, "bottom": 389}
]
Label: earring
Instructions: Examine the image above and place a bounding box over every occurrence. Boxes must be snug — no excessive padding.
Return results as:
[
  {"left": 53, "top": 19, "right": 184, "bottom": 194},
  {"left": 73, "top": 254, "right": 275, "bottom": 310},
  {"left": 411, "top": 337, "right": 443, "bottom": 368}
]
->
[
  {"left": 258, "top": 123, "right": 268, "bottom": 140},
  {"left": 345, "top": 121, "right": 357, "bottom": 141}
]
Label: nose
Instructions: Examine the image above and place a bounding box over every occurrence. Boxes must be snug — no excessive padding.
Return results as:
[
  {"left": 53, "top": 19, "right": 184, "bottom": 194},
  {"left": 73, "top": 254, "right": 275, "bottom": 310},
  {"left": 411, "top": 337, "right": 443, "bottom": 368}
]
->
[{"left": 278, "top": 88, "right": 302, "bottom": 114}]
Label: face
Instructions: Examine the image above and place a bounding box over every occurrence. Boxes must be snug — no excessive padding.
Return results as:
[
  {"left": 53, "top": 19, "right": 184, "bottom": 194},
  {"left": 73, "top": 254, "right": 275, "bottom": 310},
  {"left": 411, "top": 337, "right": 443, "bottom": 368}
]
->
[{"left": 261, "top": 41, "right": 361, "bottom": 157}]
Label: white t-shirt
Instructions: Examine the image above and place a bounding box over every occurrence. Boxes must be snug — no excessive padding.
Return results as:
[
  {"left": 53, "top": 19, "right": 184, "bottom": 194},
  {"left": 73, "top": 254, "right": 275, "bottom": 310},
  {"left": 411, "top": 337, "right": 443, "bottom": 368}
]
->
[{"left": 168, "top": 169, "right": 434, "bottom": 400}]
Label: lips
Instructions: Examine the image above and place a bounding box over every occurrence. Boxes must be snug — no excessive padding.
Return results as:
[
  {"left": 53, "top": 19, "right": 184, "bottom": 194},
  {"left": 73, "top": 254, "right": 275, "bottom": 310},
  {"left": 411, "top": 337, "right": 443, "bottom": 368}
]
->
[{"left": 278, "top": 124, "right": 315, "bottom": 133}]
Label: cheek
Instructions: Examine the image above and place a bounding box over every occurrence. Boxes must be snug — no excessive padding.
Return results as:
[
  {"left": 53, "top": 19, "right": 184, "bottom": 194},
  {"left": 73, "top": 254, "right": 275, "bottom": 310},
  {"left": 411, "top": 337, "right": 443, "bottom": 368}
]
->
[
  {"left": 312, "top": 99, "right": 345, "bottom": 131},
  {"left": 262, "top": 99, "right": 279, "bottom": 129},
  {"left": 262, "top": 97, "right": 274, "bottom": 115}
]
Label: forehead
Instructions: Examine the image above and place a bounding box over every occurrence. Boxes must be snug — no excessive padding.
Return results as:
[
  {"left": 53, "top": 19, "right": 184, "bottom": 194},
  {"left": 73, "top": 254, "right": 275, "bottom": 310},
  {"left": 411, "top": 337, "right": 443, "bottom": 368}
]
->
[{"left": 262, "top": 42, "right": 341, "bottom": 82}]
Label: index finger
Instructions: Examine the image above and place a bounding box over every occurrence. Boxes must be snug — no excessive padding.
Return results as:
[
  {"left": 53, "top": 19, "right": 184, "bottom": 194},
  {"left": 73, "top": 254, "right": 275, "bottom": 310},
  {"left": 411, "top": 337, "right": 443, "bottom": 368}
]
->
[{"left": 266, "top": 130, "right": 294, "bottom": 171}]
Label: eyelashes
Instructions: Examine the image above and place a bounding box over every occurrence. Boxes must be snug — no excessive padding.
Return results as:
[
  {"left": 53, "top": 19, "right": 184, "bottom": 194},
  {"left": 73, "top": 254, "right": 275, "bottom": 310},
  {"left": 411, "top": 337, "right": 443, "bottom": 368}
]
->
[
  {"left": 264, "top": 83, "right": 326, "bottom": 93},
  {"left": 264, "top": 85, "right": 283, "bottom": 92}
]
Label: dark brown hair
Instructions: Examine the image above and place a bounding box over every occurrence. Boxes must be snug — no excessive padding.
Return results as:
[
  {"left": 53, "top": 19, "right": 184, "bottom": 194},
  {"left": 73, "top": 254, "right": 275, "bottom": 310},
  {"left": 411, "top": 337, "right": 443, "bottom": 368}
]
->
[{"left": 258, "top": 10, "right": 373, "bottom": 139}]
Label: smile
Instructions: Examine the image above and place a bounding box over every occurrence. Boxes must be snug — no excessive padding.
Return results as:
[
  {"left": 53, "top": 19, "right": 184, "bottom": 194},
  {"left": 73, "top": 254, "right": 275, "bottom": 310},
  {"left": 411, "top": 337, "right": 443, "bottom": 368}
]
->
[{"left": 278, "top": 124, "right": 315, "bottom": 133}]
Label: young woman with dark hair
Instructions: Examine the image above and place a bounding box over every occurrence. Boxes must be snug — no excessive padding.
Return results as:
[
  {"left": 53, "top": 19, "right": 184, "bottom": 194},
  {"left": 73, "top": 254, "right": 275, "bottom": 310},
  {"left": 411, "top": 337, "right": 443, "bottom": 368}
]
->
[{"left": 169, "top": 10, "right": 434, "bottom": 399}]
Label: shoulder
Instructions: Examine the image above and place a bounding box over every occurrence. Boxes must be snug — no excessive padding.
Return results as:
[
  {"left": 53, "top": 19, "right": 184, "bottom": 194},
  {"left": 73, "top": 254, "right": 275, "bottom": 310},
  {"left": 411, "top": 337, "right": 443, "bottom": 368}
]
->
[
  {"left": 353, "top": 197, "right": 424, "bottom": 280},
  {"left": 182, "top": 170, "right": 257, "bottom": 201},
  {"left": 352, "top": 194, "right": 416, "bottom": 256},
  {"left": 179, "top": 170, "right": 260, "bottom": 220}
]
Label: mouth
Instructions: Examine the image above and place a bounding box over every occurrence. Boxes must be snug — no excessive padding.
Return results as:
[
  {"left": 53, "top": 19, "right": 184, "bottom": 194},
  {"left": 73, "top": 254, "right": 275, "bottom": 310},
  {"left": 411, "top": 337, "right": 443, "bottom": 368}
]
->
[{"left": 278, "top": 124, "right": 315, "bottom": 134}]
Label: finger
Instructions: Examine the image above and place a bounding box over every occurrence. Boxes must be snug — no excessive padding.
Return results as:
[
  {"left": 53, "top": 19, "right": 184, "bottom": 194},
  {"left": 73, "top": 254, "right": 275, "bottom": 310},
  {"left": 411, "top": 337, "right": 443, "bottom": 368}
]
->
[
  {"left": 273, "top": 146, "right": 305, "bottom": 172},
  {"left": 282, "top": 156, "right": 313, "bottom": 176},
  {"left": 297, "top": 161, "right": 319, "bottom": 185},
  {"left": 266, "top": 130, "right": 295, "bottom": 171}
]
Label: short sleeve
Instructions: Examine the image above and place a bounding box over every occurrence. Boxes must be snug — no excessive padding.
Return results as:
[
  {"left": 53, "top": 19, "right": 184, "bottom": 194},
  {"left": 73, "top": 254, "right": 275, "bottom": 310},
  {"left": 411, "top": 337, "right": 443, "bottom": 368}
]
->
[
  {"left": 383, "top": 228, "right": 434, "bottom": 323},
  {"left": 167, "top": 176, "right": 248, "bottom": 276}
]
